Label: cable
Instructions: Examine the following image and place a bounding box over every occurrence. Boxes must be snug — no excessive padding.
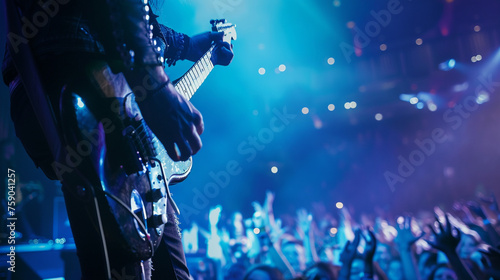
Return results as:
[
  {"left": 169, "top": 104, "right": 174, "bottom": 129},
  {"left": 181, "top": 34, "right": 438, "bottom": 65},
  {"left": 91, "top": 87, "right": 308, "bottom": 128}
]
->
[
  {"left": 104, "top": 190, "right": 155, "bottom": 258},
  {"left": 89, "top": 186, "right": 112, "bottom": 280}
]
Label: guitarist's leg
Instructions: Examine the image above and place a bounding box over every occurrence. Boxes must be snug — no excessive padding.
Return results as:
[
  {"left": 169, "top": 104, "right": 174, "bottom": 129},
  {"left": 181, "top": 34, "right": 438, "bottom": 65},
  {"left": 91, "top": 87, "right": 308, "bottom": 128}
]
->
[
  {"left": 62, "top": 180, "right": 154, "bottom": 280},
  {"left": 61, "top": 183, "right": 110, "bottom": 279},
  {"left": 152, "top": 202, "right": 191, "bottom": 280}
]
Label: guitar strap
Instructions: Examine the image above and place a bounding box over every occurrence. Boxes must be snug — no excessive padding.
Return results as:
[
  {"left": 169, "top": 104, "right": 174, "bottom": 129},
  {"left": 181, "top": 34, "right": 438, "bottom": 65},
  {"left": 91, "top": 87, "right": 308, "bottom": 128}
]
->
[{"left": 2, "top": 0, "right": 64, "bottom": 166}]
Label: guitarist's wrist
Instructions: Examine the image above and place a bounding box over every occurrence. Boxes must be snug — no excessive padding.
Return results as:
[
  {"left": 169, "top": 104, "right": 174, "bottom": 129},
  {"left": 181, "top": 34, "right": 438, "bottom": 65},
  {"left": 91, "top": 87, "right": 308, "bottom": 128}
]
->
[
  {"left": 144, "top": 81, "right": 171, "bottom": 101},
  {"left": 124, "top": 66, "right": 173, "bottom": 103}
]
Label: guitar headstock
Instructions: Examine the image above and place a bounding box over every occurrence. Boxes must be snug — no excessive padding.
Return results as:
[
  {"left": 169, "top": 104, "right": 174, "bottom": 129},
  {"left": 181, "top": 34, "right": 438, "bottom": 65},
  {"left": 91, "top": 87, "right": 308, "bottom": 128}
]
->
[{"left": 211, "top": 19, "right": 237, "bottom": 44}]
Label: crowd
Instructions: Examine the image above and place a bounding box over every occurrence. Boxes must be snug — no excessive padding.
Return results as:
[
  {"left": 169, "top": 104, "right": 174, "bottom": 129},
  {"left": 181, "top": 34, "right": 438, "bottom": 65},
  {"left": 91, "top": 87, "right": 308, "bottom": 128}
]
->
[{"left": 180, "top": 191, "right": 500, "bottom": 280}]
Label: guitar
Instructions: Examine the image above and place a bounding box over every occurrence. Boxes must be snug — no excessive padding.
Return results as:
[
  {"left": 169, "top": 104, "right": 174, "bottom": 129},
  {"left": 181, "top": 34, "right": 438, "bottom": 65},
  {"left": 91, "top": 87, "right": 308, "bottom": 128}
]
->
[{"left": 61, "top": 20, "right": 237, "bottom": 260}]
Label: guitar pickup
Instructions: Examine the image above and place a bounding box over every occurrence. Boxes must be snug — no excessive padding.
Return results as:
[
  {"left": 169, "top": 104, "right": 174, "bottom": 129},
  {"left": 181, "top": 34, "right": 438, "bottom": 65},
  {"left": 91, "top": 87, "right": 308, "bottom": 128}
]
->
[
  {"left": 148, "top": 213, "right": 168, "bottom": 227},
  {"left": 146, "top": 187, "right": 165, "bottom": 202}
]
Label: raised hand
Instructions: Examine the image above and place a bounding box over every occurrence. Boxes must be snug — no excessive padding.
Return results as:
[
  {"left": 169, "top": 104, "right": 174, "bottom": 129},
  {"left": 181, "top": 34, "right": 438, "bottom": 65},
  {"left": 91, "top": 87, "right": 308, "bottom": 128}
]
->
[
  {"left": 251, "top": 201, "right": 264, "bottom": 215},
  {"left": 426, "top": 214, "right": 477, "bottom": 280},
  {"left": 394, "top": 217, "right": 423, "bottom": 280},
  {"left": 296, "top": 208, "right": 312, "bottom": 234},
  {"left": 209, "top": 205, "right": 222, "bottom": 226},
  {"left": 340, "top": 229, "right": 361, "bottom": 265},
  {"left": 361, "top": 229, "right": 377, "bottom": 262},
  {"left": 395, "top": 216, "right": 424, "bottom": 251},
  {"left": 453, "top": 201, "right": 476, "bottom": 225},
  {"left": 479, "top": 245, "right": 500, "bottom": 278},
  {"left": 338, "top": 229, "right": 362, "bottom": 280},
  {"left": 467, "top": 201, "right": 488, "bottom": 220},
  {"left": 426, "top": 214, "right": 460, "bottom": 255},
  {"left": 360, "top": 229, "right": 377, "bottom": 279},
  {"left": 251, "top": 201, "right": 265, "bottom": 229},
  {"left": 268, "top": 218, "right": 287, "bottom": 244},
  {"left": 265, "top": 191, "right": 275, "bottom": 208}
]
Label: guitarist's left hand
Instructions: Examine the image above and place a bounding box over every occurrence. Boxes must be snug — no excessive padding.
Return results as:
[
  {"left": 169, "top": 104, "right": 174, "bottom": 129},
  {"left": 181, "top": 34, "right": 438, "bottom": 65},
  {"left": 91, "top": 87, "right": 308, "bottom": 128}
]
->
[{"left": 186, "top": 32, "right": 234, "bottom": 66}]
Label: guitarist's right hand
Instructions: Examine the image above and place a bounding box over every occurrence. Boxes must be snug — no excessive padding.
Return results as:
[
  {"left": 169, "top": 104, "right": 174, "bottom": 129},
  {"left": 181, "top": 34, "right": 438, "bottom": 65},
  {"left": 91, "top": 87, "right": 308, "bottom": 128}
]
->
[{"left": 125, "top": 66, "right": 204, "bottom": 161}]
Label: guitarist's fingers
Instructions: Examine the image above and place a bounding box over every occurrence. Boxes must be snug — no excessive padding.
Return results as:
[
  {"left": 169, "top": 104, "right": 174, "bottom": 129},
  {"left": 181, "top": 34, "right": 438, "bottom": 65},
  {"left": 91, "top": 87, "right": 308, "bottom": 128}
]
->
[
  {"left": 193, "top": 112, "right": 205, "bottom": 135},
  {"left": 177, "top": 137, "right": 193, "bottom": 162},
  {"left": 186, "top": 98, "right": 205, "bottom": 135},
  {"left": 214, "top": 42, "right": 234, "bottom": 66},
  {"left": 219, "top": 41, "right": 233, "bottom": 51},
  {"left": 164, "top": 141, "right": 180, "bottom": 162},
  {"left": 209, "top": 31, "right": 224, "bottom": 42},
  {"left": 186, "top": 124, "right": 202, "bottom": 155}
]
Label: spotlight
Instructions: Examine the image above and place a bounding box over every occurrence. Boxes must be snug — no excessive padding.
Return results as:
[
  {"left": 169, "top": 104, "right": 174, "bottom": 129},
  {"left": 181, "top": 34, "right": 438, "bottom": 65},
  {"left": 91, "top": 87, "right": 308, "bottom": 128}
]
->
[{"left": 439, "top": 59, "right": 456, "bottom": 71}]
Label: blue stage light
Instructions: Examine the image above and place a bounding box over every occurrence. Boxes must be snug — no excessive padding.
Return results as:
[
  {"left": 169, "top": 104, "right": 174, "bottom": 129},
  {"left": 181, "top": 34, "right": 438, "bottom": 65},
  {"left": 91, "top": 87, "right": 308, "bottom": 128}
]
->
[{"left": 439, "top": 59, "right": 456, "bottom": 71}]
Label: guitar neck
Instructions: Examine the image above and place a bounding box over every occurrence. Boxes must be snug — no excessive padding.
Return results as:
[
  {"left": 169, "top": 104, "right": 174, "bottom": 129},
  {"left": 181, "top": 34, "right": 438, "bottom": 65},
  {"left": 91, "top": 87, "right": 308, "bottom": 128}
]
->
[{"left": 174, "top": 45, "right": 215, "bottom": 101}]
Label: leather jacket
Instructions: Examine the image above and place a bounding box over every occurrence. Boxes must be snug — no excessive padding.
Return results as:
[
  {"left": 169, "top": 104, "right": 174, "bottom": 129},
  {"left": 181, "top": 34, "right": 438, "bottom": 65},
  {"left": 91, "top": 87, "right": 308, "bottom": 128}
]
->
[{"left": 2, "top": 0, "right": 190, "bottom": 86}]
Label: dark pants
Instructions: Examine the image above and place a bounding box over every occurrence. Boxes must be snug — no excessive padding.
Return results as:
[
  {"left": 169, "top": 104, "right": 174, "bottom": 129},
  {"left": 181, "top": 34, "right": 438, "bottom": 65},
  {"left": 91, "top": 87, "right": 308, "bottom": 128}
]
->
[{"left": 8, "top": 56, "right": 191, "bottom": 280}]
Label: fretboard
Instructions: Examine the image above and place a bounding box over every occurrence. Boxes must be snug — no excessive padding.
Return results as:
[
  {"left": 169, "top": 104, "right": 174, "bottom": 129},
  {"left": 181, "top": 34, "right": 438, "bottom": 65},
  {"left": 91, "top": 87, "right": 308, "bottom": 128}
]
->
[{"left": 174, "top": 45, "right": 215, "bottom": 101}]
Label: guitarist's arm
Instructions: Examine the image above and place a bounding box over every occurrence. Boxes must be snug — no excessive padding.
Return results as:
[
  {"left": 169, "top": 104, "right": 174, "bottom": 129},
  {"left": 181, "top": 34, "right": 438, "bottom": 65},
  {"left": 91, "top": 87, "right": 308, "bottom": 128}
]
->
[
  {"left": 84, "top": 0, "right": 207, "bottom": 161},
  {"left": 157, "top": 24, "right": 234, "bottom": 65}
]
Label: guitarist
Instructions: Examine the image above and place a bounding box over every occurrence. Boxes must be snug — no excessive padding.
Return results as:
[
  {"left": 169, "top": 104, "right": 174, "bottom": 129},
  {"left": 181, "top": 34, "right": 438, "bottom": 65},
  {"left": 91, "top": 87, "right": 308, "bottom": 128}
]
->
[{"left": 2, "top": 0, "right": 233, "bottom": 279}]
